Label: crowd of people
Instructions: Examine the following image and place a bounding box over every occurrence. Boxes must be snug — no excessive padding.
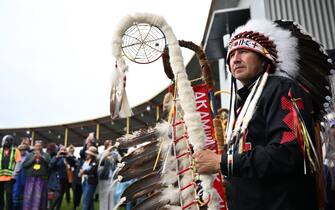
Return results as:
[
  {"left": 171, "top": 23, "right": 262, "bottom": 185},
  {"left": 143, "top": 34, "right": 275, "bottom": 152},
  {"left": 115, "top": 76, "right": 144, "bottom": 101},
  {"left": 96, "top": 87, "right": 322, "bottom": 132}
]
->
[{"left": 0, "top": 133, "right": 126, "bottom": 210}]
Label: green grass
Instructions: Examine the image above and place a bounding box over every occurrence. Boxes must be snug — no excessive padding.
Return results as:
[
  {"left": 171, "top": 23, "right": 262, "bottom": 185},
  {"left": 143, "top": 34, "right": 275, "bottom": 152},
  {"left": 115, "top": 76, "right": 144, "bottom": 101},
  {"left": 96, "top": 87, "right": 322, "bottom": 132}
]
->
[
  {"left": 60, "top": 192, "right": 99, "bottom": 210},
  {"left": 3, "top": 192, "right": 100, "bottom": 210}
]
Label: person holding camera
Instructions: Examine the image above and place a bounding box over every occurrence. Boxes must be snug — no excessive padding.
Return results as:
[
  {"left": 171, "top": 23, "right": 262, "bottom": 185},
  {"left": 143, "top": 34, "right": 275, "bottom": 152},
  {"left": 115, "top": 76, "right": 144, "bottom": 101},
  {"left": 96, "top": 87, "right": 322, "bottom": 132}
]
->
[{"left": 48, "top": 146, "right": 74, "bottom": 210}]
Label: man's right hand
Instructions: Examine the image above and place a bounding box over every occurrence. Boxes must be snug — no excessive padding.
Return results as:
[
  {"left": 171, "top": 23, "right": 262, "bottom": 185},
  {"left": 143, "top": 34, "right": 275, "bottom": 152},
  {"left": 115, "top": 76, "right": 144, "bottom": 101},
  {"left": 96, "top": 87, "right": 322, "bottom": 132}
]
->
[
  {"left": 34, "top": 151, "right": 41, "bottom": 158},
  {"left": 193, "top": 149, "right": 221, "bottom": 174}
]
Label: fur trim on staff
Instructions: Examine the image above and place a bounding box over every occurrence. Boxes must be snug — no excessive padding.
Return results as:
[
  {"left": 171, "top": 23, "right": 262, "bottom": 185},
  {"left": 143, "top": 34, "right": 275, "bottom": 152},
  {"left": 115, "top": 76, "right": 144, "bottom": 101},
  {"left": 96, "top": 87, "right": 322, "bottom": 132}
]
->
[
  {"left": 161, "top": 186, "right": 181, "bottom": 204},
  {"left": 112, "top": 12, "right": 207, "bottom": 150},
  {"left": 156, "top": 122, "right": 172, "bottom": 139},
  {"left": 112, "top": 12, "right": 214, "bottom": 209}
]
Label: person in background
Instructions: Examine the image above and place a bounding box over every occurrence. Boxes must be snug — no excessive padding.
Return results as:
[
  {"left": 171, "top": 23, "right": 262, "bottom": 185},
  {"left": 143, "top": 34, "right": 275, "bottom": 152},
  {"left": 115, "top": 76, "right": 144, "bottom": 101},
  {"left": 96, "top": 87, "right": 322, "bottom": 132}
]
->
[
  {"left": 46, "top": 143, "right": 58, "bottom": 209},
  {"left": 80, "top": 146, "right": 98, "bottom": 210},
  {"left": 0, "top": 135, "right": 21, "bottom": 210},
  {"left": 98, "top": 140, "right": 121, "bottom": 210},
  {"left": 48, "top": 145, "right": 73, "bottom": 210},
  {"left": 22, "top": 140, "right": 50, "bottom": 210},
  {"left": 46, "top": 143, "right": 57, "bottom": 160},
  {"left": 12, "top": 144, "right": 28, "bottom": 210},
  {"left": 71, "top": 147, "right": 83, "bottom": 210},
  {"left": 65, "top": 145, "right": 76, "bottom": 204},
  {"left": 79, "top": 133, "right": 97, "bottom": 161},
  {"left": 20, "top": 138, "right": 32, "bottom": 153}
]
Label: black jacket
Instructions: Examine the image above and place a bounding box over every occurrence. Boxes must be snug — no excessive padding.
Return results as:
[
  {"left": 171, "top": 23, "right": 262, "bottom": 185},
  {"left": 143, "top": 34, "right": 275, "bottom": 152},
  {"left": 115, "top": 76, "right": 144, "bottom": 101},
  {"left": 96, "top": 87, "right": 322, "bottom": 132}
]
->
[
  {"left": 82, "top": 159, "right": 98, "bottom": 186},
  {"left": 220, "top": 76, "right": 318, "bottom": 210},
  {"left": 23, "top": 151, "right": 50, "bottom": 178}
]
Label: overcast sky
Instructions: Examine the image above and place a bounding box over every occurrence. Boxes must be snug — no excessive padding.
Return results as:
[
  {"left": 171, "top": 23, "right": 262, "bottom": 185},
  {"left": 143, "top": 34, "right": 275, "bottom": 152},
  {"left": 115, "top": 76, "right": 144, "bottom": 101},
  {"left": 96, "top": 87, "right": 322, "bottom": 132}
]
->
[{"left": 0, "top": 0, "right": 211, "bottom": 128}]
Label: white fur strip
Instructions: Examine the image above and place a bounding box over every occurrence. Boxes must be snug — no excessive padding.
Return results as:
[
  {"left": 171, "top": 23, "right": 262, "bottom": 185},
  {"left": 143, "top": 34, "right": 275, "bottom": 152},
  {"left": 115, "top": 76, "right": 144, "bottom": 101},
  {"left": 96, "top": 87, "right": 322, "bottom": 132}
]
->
[
  {"left": 161, "top": 170, "right": 178, "bottom": 185},
  {"left": 241, "top": 72, "right": 269, "bottom": 131},
  {"left": 161, "top": 186, "right": 181, "bottom": 204},
  {"left": 112, "top": 13, "right": 206, "bottom": 150},
  {"left": 112, "top": 12, "right": 213, "bottom": 209}
]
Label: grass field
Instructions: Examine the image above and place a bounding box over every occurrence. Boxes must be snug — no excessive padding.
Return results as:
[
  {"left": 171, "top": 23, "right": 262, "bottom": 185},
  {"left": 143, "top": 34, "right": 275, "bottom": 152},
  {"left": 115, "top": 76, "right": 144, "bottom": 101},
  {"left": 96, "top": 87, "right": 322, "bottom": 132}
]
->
[{"left": 60, "top": 193, "right": 99, "bottom": 210}]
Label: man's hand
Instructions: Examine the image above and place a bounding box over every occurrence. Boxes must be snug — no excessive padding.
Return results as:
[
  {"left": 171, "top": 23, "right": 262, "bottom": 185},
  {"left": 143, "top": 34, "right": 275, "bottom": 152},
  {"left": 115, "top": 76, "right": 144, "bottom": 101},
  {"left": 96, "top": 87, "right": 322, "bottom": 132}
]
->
[
  {"left": 86, "top": 132, "right": 95, "bottom": 144},
  {"left": 193, "top": 149, "right": 221, "bottom": 174},
  {"left": 34, "top": 151, "right": 41, "bottom": 158}
]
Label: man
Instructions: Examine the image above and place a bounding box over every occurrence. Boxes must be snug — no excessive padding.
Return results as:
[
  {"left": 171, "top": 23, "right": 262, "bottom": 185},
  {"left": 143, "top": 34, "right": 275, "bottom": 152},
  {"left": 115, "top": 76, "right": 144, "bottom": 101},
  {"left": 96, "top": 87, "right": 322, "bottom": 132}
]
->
[
  {"left": 193, "top": 20, "right": 331, "bottom": 210},
  {"left": 0, "top": 135, "right": 21, "bottom": 210}
]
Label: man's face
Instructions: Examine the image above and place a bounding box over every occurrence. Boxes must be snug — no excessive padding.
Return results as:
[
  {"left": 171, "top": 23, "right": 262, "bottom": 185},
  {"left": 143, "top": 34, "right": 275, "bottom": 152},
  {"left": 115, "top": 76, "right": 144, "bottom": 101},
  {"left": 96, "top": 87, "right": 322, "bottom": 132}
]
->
[
  {"left": 34, "top": 142, "right": 42, "bottom": 151},
  {"left": 229, "top": 49, "right": 263, "bottom": 85}
]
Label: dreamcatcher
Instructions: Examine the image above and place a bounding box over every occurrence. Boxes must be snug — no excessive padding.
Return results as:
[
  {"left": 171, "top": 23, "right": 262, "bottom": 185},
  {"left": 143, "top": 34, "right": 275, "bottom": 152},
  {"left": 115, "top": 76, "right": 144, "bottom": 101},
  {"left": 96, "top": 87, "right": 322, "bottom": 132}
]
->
[
  {"left": 121, "top": 23, "right": 166, "bottom": 64},
  {"left": 109, "top": 13, "right": 219, "bottom": 210}
]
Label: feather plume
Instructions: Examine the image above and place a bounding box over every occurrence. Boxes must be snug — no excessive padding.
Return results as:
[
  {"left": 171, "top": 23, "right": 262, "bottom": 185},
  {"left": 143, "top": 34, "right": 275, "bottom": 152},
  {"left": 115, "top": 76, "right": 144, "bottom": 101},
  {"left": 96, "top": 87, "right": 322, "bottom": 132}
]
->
[
  {"left": 118, "top": 149, "right": 159, "bottom": 176},
  {"left": 274, "top": 20, "right": 334, "bottom": 117},
  {"left": 116, "top": 128, "right": 159, "bottom": 149},
  {"left": 110, "top": 66, "right": 133, "bottom": 119},
  {"left": 133, "top": 192, "right": 169, "bottom": 210},
  {"left": 118, "top": 157, "right": 162, "bottom": 182},
  {"left": 121, "top": 172, "right": 162, "bottom": 202},
  {"left": 121, "top": 141, "right": 158, "bottom": 163}
]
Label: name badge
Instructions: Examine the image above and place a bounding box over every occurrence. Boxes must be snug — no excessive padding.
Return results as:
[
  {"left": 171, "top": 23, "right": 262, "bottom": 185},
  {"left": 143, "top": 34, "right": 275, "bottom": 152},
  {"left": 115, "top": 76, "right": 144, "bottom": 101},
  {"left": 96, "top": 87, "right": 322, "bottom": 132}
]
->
[{"left": 33, "top": 164, "right": 41, "bottom": 170}]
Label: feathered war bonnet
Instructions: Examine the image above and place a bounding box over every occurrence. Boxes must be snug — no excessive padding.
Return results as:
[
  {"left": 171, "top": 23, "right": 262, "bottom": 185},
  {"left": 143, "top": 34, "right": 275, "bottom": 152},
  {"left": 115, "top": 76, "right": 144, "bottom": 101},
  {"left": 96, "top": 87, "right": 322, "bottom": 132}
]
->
[
  {"left": 225, "top": 19, "right": 334, "bottom": 149},
  {"left": 226, "top": 19, "right": 333, "bottom": 119}
]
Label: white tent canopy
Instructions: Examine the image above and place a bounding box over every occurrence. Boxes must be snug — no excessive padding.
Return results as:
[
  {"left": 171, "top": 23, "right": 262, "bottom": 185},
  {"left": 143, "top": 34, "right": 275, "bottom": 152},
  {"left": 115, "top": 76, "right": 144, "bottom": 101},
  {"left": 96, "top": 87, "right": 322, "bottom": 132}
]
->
[{"left": 0, "top": 0, "right": 211, "bottom": 128}]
